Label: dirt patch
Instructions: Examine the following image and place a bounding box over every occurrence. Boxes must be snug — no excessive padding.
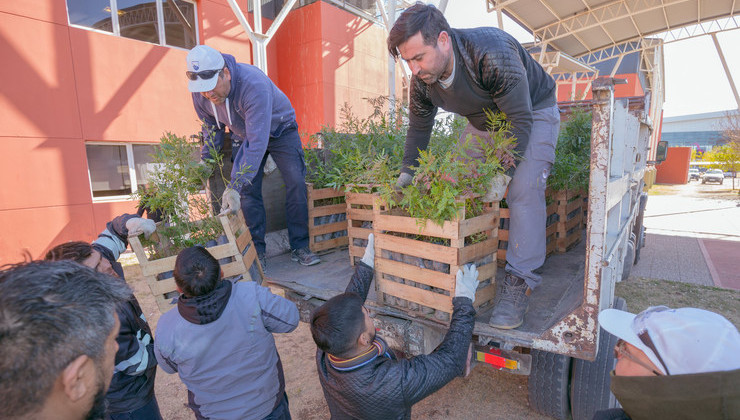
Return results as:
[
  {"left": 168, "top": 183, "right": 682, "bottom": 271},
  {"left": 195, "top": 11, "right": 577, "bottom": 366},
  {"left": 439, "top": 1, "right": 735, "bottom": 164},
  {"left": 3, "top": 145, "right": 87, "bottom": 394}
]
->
[{"left": 616, "top": 276, "right": 740, "bottom": 327}]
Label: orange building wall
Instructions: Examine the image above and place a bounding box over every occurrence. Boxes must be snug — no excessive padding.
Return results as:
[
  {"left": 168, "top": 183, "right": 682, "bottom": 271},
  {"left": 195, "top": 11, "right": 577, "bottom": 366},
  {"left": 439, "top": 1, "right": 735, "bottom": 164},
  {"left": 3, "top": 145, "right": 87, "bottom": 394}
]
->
[
  {"left": 272, "top": 1, "right": 403, "bottom": 138},
  {"left": 556, "top": 73, "right": 645, "bottom": 102},
  {"left": 0, "top": 1, "right": 396, "bottom": 264},
  {"left": 655, "top": 147, "right": 691, "bottom": 184},
  {"left": 0, "top": 0, "right": 255, "bottom": 263}
]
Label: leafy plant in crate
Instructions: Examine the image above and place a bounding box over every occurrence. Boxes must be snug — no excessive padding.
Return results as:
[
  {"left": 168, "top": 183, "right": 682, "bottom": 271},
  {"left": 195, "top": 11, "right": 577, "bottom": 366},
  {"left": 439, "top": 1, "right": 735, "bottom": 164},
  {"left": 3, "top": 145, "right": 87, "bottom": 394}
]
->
[
  {"left": 133, "top": 131, "right": 253, "bottom": 258},
  {"left": 549, "top": 108, "right": 591, "bottom": 192},
  {"left": 371, "top": 111, "right": 517, "bottom": 322},
  {"left": 378, "top": 110, "right": 517, "bottom": 227},
  {"left": 130, "top": 132, "right": 262, "bottom": 311}
]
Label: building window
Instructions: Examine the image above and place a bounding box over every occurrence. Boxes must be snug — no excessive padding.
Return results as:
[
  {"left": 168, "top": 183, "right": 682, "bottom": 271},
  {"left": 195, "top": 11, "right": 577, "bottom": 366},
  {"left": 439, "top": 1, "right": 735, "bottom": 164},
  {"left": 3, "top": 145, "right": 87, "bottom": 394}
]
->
[
  {"left": 66, "top": 0, "right": 198, "bottom": 50},
  {"left": 86, "top": 143, "right": 158, "bottom": 200}
]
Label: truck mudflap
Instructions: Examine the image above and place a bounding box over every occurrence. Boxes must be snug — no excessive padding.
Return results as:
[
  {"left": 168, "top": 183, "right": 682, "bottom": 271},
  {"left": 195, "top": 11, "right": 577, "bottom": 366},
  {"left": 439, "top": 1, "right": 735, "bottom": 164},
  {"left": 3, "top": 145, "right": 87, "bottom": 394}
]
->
[{"left": 474, "top": 345, "right": 532, "bottom": 375}]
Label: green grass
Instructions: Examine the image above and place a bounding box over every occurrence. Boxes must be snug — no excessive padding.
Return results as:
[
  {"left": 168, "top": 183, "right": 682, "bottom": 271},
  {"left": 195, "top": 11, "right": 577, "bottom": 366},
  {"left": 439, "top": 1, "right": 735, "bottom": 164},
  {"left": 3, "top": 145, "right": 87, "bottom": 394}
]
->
[{"left": 616, "top": 277, "right": 740, "bottom": 328}]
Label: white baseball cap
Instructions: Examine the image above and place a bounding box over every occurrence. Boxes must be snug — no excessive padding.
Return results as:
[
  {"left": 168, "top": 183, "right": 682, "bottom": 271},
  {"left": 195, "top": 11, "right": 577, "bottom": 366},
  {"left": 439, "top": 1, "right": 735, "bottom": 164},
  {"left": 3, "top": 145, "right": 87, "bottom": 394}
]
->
[
  {"left": 599, "top": 306, "right": 740, "bottom": 375},
  {"left": 186, "top": 45, "right": 225, "bottom": 93}
]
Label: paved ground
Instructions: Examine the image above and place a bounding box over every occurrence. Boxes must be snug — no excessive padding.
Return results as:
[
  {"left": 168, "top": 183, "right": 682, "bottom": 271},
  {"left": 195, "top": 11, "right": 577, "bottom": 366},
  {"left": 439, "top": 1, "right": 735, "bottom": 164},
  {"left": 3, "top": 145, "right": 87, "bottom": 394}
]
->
[{"left": 633, "top": 182, "right": 740, "bottom": 290}]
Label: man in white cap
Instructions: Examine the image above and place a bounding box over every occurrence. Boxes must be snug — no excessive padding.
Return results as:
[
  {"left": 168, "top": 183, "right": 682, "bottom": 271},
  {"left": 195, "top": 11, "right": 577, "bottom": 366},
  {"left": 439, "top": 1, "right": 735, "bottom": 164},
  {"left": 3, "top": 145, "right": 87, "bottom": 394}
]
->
[
  {"left": 185, "top": 44, "right": 320, "bottom": 269},
  {"left": 595, "top": 305, "right": 740, "bottom": 419}
]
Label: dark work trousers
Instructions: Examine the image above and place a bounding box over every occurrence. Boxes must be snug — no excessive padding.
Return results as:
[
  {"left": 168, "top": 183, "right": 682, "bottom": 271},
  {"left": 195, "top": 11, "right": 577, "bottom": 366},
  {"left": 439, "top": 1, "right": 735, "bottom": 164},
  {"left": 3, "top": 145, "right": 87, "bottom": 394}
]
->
[
  {"left": 107, "top": 397, "right": 163, "bottom": 420},
  {"left": 206, "top": 132, "right": 234, "bottom": 216},
  {"left": 459, "top": 105, "right": 560, "bottom": 290},
  {"left": 240, "top": 127, "right": 309, "bottom": 255},
  {"left": 263, "top": 392, "right": 291, "bottom": 420}
]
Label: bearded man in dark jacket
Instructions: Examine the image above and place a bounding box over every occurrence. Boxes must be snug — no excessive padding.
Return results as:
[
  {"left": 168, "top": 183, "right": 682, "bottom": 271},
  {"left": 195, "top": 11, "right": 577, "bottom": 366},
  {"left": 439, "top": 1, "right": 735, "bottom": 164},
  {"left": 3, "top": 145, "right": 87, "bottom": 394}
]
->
[
  {"left": 310, "top": 234, "right": 479, "bottom": 419},
  {"left": 388, "top": 4, "right": 560, "bottom": 330}
]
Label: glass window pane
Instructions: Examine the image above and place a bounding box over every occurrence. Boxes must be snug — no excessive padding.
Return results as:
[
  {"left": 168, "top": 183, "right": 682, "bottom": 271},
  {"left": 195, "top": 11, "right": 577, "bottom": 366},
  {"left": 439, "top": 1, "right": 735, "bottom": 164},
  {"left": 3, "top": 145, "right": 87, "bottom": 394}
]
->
[
  {"left": 132, "top": 144, "right": 158, "bottom": 190},
  {"left": 163, "top": 0, "right": 197, "bottom": 49},
  {"left": 117, "top": 0, "right": 160, "bottom": 44},
  {"left": 86, "top": 145, "right": 132, "bottom": 197},
  {"left": 67, "top": 0, "right": 114, "bottom": 33}
]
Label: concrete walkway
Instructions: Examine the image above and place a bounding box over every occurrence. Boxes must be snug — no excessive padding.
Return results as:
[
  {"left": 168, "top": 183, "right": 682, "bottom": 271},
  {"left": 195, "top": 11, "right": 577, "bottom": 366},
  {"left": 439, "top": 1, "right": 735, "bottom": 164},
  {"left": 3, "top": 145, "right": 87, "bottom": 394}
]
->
[{"left": 631, "top": 192, "right": 740, "bottom": 290}]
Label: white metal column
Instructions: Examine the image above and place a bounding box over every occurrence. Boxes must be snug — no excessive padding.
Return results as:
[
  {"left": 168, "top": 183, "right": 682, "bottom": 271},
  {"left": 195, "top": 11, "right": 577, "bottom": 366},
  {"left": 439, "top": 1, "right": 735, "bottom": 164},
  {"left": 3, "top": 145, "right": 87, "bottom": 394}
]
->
[
  {"left": 224, "top": 0, "right": 298, "bottom": 75},
  {"left": 711, "top": 33, "right": 740, "bottom": 111}
]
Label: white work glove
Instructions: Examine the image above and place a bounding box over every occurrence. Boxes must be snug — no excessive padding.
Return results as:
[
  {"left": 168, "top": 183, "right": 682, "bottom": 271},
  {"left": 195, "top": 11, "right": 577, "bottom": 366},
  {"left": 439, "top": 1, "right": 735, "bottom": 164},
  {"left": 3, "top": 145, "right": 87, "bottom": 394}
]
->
[
  {"left": 125, "top": 218, "right": 156, "bottom": 239},
  {"left": 481, "top": 174, "right": 512, "bottom": 202},
  {"left": 220, "top": 187, "right": 241, "bottom": 215},
  {"left": 455, "top": 264, "right": 479, "bottom": 301},
  {"left": 395, "top": 172, "right": 413, "bottom": 190},
  {"left": 361, "top": 233, "right": 375, "bottom": 268}
]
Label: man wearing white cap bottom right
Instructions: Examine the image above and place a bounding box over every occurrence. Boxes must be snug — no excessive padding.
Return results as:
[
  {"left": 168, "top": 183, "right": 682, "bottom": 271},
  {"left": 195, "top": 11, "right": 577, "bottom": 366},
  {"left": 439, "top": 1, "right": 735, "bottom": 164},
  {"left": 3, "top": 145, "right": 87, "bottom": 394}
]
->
[{"left": 594, "top": 305, "right": 740, "bottom": 420}]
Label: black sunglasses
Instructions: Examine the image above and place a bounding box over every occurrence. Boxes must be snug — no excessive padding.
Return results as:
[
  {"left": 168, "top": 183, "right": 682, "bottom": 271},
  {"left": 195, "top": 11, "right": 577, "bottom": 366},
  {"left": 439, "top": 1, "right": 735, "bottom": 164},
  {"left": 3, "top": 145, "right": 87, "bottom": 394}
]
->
[{"left": 185, "top": 69, "right": 222, "bottom": 81}]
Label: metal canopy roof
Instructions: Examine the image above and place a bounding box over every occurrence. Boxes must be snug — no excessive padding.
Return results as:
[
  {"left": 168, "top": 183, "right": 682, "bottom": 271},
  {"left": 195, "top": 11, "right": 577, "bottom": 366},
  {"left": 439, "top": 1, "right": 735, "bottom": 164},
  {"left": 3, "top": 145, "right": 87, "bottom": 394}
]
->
[{"left": 487, "top": 0, "right": 740, "bottom": 60}]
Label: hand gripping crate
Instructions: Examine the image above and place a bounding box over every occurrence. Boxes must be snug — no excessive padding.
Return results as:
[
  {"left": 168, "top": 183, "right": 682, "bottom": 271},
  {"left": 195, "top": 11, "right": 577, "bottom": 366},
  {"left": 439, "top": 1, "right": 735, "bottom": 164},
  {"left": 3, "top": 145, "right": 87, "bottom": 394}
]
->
[
  {"left": 553, "top": 189, "right": 584, "bottom": 252},
  {"left": 345, "top": 184, "right": 378, "bottom": 266},
  {"left": 307, "top": 183, "right": 348, "bottom": 253},
  {"left": 373, "top": 199, "right": 499, "bottom": 325},
  {"left": 128, "top": 210, "right": 264, "bottom": 313}
]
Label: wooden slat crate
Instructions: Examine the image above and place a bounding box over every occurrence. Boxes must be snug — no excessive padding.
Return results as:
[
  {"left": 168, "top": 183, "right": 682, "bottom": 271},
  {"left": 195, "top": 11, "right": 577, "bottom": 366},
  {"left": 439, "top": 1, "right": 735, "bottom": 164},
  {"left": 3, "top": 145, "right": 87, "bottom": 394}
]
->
[
  {"left": 553, "top": 189, "right": 584, "bottom": 253},
  {"left": 496, "top": 195, "right": 558, "bottom": 267},
  {"left": 307, "top": 183, "right": 348, "bottom": 253},
  {"left": 345, "top": 184, "right": 377, "bottom": 266},
  {"left": 373, "top": 200, "right": 499, "bottom": 325},
  {"left": 129, "top": 210, "right": 264, "bottom": 313}
]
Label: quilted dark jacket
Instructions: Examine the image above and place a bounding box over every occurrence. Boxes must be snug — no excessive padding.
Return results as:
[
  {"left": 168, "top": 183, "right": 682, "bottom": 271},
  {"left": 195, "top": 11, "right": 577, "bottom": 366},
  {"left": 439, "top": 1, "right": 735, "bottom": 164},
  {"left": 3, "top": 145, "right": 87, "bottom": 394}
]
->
[
  {"left": 316, "top": 262, "right": 476, "bottom": 419},
  {"left": 402, "top": 27, "right": 557, "bottom": 175}
]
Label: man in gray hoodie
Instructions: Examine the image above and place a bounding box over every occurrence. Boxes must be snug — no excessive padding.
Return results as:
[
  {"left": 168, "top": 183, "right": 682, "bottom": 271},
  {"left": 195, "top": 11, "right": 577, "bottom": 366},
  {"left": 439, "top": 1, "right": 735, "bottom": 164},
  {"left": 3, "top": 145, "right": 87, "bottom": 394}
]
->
[
  {"left": 154, "top": 246, "right": 299, "bottom": 419},
  {"left": 186, "top": 44, "right": 320, "bottom": 268}
]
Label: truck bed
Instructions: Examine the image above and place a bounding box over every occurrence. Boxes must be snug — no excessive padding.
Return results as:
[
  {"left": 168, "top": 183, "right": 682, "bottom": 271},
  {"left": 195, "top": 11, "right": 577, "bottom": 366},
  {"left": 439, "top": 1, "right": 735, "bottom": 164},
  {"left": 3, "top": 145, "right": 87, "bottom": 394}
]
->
[{"left": 265, "top": 236, "right": 586, "bottom": 354}]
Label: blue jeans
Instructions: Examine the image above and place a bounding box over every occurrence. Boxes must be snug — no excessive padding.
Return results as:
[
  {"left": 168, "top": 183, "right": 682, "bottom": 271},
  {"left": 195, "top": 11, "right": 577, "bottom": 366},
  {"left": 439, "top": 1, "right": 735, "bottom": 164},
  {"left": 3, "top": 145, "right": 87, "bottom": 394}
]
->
[
  {"left": 240, "top": 127, "right": 309, "bottom": 255},
  {"left": 107, "top": 397, "right": 163, "bottom": 420}
]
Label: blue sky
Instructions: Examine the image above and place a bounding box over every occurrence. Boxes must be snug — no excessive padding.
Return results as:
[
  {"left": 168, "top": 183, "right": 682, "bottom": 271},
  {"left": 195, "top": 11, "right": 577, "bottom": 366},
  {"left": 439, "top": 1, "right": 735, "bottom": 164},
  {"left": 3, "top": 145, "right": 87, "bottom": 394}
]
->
[{"left": 443, "top": 0, "right": 740, "bottom": 118}]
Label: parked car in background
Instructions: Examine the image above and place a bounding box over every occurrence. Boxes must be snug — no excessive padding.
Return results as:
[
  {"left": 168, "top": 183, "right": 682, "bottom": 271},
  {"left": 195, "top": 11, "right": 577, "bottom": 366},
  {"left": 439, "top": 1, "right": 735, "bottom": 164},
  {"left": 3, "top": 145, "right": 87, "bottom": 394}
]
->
[
  {"left": 701, "top": 169, "right": 725, "bottom": 184},
  {"left": 689, "top": 168, "right": 700, "bottom": 181}
]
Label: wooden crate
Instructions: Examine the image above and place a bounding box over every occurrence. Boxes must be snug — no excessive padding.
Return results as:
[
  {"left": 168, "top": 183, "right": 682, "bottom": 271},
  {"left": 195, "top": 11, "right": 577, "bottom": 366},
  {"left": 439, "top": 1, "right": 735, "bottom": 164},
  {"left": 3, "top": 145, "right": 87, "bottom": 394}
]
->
[
  {"left": 553, "top": 189, "right": 584, "bottom": 252},
  {"left": 373, "top": 200, "right": 499, "bottom": 325},
  {"left": 496, "top": 196, "right": 558, "bottom": 267},
  {"left": 345, "top": 185, "right": 377, "bottom": 266},
  {"left": 307, "top": 183, "right": 348, "bottom": 253},
  {"left": 129, "top": 210, "right": 264, "bottom": 313}
]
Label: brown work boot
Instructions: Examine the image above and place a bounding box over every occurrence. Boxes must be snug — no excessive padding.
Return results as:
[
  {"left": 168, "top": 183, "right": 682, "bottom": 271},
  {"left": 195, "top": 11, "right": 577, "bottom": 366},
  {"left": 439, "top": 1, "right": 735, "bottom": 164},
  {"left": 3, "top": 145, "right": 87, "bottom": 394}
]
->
[{"left": 489, "top": 273, "right": 531, "bottom": 329}]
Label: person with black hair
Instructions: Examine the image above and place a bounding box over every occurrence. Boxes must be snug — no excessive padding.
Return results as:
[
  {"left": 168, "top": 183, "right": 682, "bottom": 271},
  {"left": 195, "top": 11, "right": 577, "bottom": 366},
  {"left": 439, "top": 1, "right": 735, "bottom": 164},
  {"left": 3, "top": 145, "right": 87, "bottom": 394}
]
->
[
  {"left": 388, "top": 3, "right": 560, "bottom": 329},
  {"left": 311, "top": 234, "right": 480, "bottom": 419},
  {"left": 45, "top": 214, "right": 161, "bottom": 420},
  {"left": 0, "top": 260, "right": 132, "bottom": 420},
  {"left": 154, "top": 245, "right": 299, "bottom": 420}
]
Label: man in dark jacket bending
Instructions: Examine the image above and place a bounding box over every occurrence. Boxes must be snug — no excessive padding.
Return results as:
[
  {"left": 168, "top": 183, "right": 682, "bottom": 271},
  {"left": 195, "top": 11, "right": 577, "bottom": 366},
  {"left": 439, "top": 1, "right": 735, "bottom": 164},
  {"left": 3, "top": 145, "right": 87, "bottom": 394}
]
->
[
  {"left": 388, "top": 4, "right": 560, "bottom": 329},
  {"left": 310, "top": 234, "right": 479, "bottom": 419}
]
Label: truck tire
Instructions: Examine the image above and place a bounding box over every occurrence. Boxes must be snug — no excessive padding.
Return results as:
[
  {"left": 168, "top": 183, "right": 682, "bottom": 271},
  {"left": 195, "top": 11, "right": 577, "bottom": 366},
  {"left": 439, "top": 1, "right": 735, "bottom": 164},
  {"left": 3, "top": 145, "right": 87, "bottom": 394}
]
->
[
  {"left": 528, "top": 350, "right": 572, "bottom": 420},
  {"left": 570, "top": 297, "right": 627, "bottom": 420},
  {"left": 621, "top": 234, "right": 636, "bottom": 281}
]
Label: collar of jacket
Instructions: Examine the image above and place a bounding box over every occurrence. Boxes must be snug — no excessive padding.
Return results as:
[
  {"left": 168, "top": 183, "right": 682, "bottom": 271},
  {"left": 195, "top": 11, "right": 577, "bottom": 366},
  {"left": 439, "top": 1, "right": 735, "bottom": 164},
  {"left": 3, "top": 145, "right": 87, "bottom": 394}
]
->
[
  {"left": 177, "top": 280, "right": 232, "bottom": 325},
  {"left": 328, "top": 336, "right": 395, "bottom": 372}
]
